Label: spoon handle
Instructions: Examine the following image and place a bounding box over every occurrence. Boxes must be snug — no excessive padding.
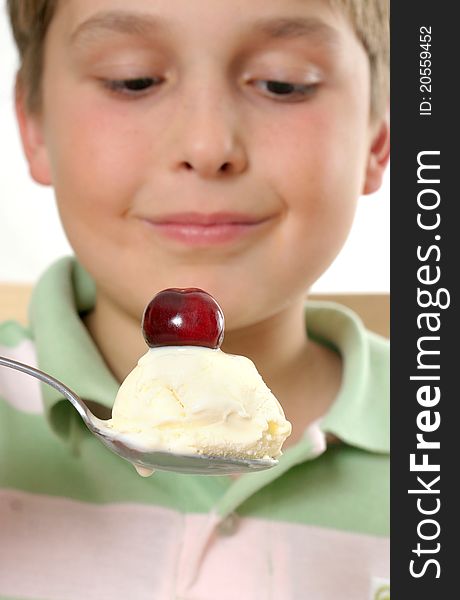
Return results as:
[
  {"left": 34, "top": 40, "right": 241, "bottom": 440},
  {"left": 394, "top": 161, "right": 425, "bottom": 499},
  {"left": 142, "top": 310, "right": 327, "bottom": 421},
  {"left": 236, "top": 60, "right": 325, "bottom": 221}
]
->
[{"left": 0, "top": 355, "right": 90, "bottom": 423}]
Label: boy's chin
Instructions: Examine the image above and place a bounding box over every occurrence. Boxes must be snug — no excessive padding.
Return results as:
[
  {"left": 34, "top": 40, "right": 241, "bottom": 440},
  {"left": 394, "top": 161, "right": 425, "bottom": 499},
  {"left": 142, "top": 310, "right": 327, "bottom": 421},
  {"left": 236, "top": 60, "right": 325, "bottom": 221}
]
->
[
  {"left": 91, "top": 258, "right": 303, "bottom": 336},
  {"left": 129, "top": 277, "right": 268, "bottom": 333}
]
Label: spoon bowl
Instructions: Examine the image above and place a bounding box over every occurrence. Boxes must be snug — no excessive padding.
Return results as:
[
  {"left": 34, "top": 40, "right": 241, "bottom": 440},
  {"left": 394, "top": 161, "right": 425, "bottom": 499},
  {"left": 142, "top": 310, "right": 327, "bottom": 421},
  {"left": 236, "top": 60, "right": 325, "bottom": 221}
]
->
[{"left": 0, "top": 355, "right": 278, "bottom": 475}]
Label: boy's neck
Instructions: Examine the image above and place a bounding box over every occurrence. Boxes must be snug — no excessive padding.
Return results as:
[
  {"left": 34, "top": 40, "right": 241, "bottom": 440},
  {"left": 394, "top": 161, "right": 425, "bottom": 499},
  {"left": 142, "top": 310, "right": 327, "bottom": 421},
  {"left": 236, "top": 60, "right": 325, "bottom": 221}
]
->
[
  {"left": 220, "top": 303, "right": 342, "bottom": 448},
  {"left": 83, "top": 293, "right": 146, "bottom": 382},
  {"left": 84, "top": 293, "right": 342, "bottom": 446}
]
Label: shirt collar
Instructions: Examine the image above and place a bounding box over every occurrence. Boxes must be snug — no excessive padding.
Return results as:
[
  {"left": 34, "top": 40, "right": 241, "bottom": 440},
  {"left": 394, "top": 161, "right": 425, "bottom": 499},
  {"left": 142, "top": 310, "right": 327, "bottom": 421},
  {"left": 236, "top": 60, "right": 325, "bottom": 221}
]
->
[
  {"left": 30, "top": 257, "right": 118, "bottom": 441},
  {"left": 305, "top": 301, "right": 389, "bottom": 454},
  {"left": 30, "top": 257, "right": 388, "bottom": 454}
]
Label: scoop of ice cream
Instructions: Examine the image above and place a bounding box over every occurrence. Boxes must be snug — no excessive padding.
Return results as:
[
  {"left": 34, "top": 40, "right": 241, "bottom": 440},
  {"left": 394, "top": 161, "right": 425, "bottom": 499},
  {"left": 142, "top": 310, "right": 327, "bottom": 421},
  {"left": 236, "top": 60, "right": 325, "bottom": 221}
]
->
[{"left": 107, "top": 346, "right": 291, "bottom": 459}]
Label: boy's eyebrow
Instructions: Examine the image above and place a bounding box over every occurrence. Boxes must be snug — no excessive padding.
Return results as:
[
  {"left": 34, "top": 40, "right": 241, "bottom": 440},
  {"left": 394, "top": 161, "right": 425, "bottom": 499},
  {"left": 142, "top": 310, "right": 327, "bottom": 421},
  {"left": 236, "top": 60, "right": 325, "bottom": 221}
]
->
[
  {"left": 250, "top": 16, "right": 341, "bottom": 46},
  {"left": 70, "top": 11, "right": 170, "bottom": 44},
  {"left": 70, "top": 11, "right": 340, "bottom": 47}
]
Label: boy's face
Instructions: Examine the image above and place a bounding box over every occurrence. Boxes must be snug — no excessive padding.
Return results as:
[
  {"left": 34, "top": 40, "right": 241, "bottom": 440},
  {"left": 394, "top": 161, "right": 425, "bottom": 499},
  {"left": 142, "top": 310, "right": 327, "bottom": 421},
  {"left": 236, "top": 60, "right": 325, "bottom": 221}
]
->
[{"left": 21, "top": 0, "right": 388, "bottom": 329}]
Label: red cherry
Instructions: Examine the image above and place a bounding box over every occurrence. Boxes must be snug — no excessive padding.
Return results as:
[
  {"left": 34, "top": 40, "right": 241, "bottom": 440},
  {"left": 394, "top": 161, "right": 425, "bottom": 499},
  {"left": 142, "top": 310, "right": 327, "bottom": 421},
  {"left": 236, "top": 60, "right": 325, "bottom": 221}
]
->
[{"left": 142, "top": 288, "right": 225, "bottom": 349}]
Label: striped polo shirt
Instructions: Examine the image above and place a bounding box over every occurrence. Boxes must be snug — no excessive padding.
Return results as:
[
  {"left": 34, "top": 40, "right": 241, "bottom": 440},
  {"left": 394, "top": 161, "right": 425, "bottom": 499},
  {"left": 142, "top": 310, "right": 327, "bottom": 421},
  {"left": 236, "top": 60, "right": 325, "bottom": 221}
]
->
[{"left": 0, "top": 258, "right": 390, "bottom": 600}]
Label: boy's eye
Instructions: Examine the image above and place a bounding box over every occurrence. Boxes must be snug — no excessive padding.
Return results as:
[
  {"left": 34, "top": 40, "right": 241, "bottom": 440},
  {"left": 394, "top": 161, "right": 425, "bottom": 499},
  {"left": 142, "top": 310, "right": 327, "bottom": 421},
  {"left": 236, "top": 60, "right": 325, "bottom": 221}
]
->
[
  {"left": 101, "top": 76, "right": 317, "bottom": 101},
  {"left": 254, "top": 80, "right": 318, "bottom": 101},
  {"left": 104, "top": 77, "right": 163, "bottom": 95}
]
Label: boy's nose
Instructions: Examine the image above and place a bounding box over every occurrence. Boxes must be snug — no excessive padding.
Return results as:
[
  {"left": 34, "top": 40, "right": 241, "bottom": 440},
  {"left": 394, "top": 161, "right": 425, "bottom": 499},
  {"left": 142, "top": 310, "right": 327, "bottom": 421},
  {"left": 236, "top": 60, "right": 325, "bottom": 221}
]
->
[{"left": 171, "top": 94, "right": 248, "bottom": 179}]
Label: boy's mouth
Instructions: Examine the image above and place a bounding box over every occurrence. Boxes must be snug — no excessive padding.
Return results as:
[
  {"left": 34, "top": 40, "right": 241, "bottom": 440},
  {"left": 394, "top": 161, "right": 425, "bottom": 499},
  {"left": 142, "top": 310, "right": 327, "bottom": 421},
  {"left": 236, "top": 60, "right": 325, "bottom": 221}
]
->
[{"left": 141, "top": 212, "right": 273, "bottom": 246}]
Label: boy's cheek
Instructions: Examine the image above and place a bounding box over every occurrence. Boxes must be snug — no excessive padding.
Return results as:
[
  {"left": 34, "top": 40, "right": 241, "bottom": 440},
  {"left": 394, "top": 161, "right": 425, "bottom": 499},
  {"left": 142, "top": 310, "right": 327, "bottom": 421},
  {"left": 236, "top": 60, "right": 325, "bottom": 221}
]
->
[{"left": 46, "top": 117, "right": 144, "bottom": 214}]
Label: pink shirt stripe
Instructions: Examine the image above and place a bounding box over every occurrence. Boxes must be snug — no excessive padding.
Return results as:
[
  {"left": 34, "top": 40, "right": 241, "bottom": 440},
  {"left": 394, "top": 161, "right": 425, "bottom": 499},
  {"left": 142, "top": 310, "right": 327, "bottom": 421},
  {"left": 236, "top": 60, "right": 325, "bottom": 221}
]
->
[{"left": 0, "top": 490, "right": 389, "bottom": 600}]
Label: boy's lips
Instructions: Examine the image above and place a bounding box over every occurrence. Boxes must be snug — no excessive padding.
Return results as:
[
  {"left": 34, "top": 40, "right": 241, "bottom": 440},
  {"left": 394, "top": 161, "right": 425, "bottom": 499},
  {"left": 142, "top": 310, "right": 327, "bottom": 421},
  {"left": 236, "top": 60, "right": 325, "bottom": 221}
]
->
[{"left": 140, "top": 212, "right": 274, "bottom": 245}]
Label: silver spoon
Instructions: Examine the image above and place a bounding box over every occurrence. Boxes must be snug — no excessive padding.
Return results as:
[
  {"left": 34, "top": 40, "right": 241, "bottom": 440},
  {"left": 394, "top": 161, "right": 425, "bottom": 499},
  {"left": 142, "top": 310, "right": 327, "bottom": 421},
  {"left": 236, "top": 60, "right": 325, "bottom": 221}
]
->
[{"left": 0, "top": 355, "right": 278, "bottom": 476}]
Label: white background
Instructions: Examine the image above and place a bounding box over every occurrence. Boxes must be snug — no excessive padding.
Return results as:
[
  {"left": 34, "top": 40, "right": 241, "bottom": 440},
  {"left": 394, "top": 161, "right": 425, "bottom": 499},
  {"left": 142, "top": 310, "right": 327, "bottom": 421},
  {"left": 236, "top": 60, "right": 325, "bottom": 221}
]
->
[{"left": 0, "top": 8, "right": 389, "bottom": 292}]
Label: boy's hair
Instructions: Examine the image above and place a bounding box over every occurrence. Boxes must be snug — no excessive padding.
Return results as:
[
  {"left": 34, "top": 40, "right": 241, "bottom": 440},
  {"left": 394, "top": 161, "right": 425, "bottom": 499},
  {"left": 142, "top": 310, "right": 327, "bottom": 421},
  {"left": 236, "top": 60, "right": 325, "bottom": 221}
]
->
[
  {"left": 7, "top": 0, "right": 389, "bottom": 119},
  {"left": 335, "top": 0, "right": 389, "bottom": 119}
]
